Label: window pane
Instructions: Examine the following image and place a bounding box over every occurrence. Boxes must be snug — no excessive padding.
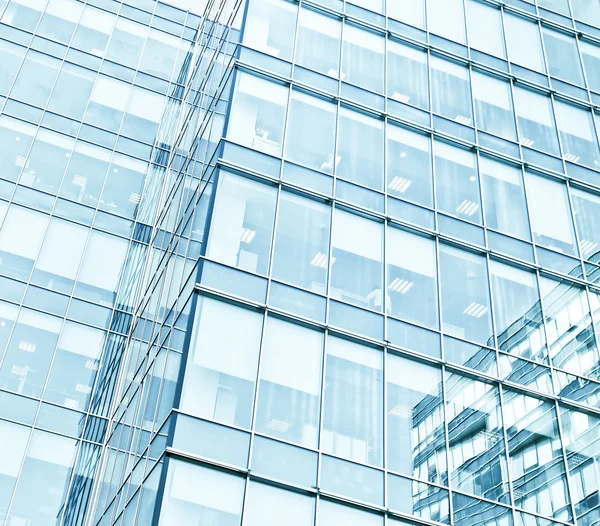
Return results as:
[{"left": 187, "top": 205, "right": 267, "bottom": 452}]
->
[
  {"left": 37, "top": 0, "right": 83, "bottom": 43},
  {"left": 180, "top": 298, "right": 263, "bottom": 429},
  {"left": 1, "top": 0, "right": 48, "bottom": 32},
  {"left": 387, "top": 40, "right": 429, "bottom": 110},
  {"left": 524, "top": 173, "right": 577, "bottom": 255},
  {"left": 0, "top": 205, "right": 49, "bottom": 280},
  {"left": 386, "top": 227, "right": 438, "bottom": 328},
  {"left": 571, "top": 0, "right": 600, "bottom": 25},
  {"left": 571, "top": 187, "right": 600, "bottom": 260},
  {"left": 75, "top": 231, "right": 129, "bottom": 305},
  {"left": 427, "top": 0, "right": 466, "bottom": 43},
  {"left": 341, "top": 24, "right": 384, "bottom": 93},
  {"left": 434, "top": 142, "right": 482, "bottom": 224},
  {"left": 9, "top": 50, "right": 60, "bottom": 108},
  {"left": 580, "top": 40, "right": 600, "bottom": 93},
  {"left": 0, "top": 421, "right": 30, "bottom": 518},
  {"left": 560, "top": 407, "right": 600, "bottom": 524},
  {"left": 243, "top": 0, "right": 297, "bottom": 61},
  {"left": 350, "top": 0, "right": 382, "bottom": 13},
  {"left": 466, "top": 0, "right": 505, "bottom": 57},
  {"left": 271, "top": 192, "right": 331, "bottom": 291},
  {"left": 490, "top": 261, "right": 540, "bottom": 352},
  {"left": 387, "top": 124, "right": 432, "bottom": 207},
  {"left": 331, "top": 209, "right": 383, "bottom": 311},
  {"left": 59, "top": 142, "right": 111, "bottom": 206},
  {"left": 504, "top": 14, "right": 546, "bottom": 73},
  {"left": 138, "top": 29, "right": 182, "bottom": 80},
  {"left": 255, "top": 317, "right": 323, "bottom": 448},
  {"left": 541, "top": 278, "right": 597, "bottom": 378},
  {"left": 446, "top": 373, "right": 509, "bottom": 503},
  {"left": 44, "top": 322, "right": 105, "bottom": 410},
  {"left": 121, "top": 87, "right": 166, "bottom": 144},
  {"left": 206, "top": 172, "right": 277, "bottom": 276},
  {"left": 538, "top": 0, "right": 571, "bottom": 14},
  {"left": 242, "top": 482, "right": 314, "bottom": 526},
  {"left": 554, "top": 101, "right": 600, "bottom": 169},
  {"left": 480, "top": 157, "right": 530, "bottom": 240},
  {"left": 472, "top": 71, "right": 516, "bottom": 140},
  {"left": 503, "top": 391, "right": 571, "bottom": 520},
  {"left": 0, "top": 309, "right": 61, "bottom": 399},
  {"left": 388, "top": 0, "right": 424, "bottom": 28},
  {"left": 31, "top": 218, "right": 88, "bottom": 293},
  {"left": 513, "top": 87, "right": 559, "bottom": 155},
  {"left": 8, "top": 430, "right": 77, "bottom": 525},
  {"left": 71, "top": 5, "right": 115, "bottom": 56},
  {"left": 0, "top": 40, "right": 26, "bottom": 96},
  {"left": 337, "top": 108, "right": 384, "bottom": 190},
  {"left": 440, "top": 244, "right": 493, "bottom": 344},
  {"left": 284, "top": 91, "right": 336, "bottom": 173},
  {"left": 322, "top": 336, "right": 383, "bottom": 466},
  {"left": 159, "top": 460, "right": 245, "bottom": 526},
  {"left": 46, "top": 63, "right": 96, "bottom": 121},
  {"left": 0, "top": 116, "right": 36, "bottom": 182},
  {"left": 226, "top": 73, "right": 288, "bottom": 156},
  {"left": 386, "top": 355, "right": 445, "bottom": 482},
  {"left": 542, "top": 27, "right": 585, "bottom": 85},
  {"left": 105, "top": 17, "right": 147, "bottom": 69},
  {"left": 319, "top": 500, "right": 382, "bottom": 526},
  {"left": 99, "top": 154, "right": 148, "bottom": 219},
  {"left": 84, "top": 75, "right": 131, "bottom": 132},
  {"left": 295, "top": 8, "right": 341, "bottom": 77},
  {"left": 431, "top": 56, "right": 473, "bottom": 125}
]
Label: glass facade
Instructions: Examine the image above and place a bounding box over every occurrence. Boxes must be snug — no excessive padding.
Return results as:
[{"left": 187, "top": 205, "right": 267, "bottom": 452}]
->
[{"left": 1, "top": 0, "right": 600, "bottom": 525}]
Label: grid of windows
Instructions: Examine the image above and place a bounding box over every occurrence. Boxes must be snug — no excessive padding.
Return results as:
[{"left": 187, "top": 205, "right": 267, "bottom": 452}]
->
[
  {"left": 142, "top": 1, "right": 600, "bottom": 526},
  {"left": 0, "top": 0, "right": 201, "bottom": 523},
  {"left": 3, "top": 0, "right": 600, "bottom": 525}
]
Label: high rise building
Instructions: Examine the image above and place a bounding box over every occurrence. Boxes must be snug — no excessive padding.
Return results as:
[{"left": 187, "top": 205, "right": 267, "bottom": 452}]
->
[{"left": 1, "top": 0, "right": 600, "bottom": 525}]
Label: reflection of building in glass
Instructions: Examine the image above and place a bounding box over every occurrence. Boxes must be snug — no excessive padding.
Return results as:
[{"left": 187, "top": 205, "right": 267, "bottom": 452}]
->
[{"left": 2, "top": 0, "right": 600, "bottom": 525}]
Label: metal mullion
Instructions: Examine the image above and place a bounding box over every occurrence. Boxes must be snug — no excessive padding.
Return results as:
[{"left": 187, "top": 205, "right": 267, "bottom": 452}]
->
[
  {"left": 0, "top": 413, "right": 37, "bottom": 524},
  {"left": 498, "top": 5, "right": 526, "bottom": 165},
  {"left": 534, "top": 266, "right": 564, "bottom": 408},
  {"left": 483, "top": 251, "right": 502, "bottom": 379},
  {"left": 382, "top": 323, "right": 389, "bottom": 510},
  {"left": 316, "top": 327, "right": 330, "bottom": 502},
  {"left": 564, "top": 177, "right": 588, "bottom": 272},
  {"left": 245, "top": 305, "right": 269, "bottom": 485},
  {"left": 496, "top": 382, "right": 519, "bottom": 526},
  {"left": 572, "top": 32, "right": 594, "bottom": 103},
  {"left": 584, "top": 286, "right": 600, "bottom": 377},
  {"left": 263, "top": 74, "right": 292, "bottom": 301},
  {"left": 325, "top": 88, "right": 341, "bottom": 326},
  {"left": 439, "top": 364, "right": 454, "bottom": 524},
  {"left": 553, "top": 397, "right": 580, "bottom": 525},
  {"left": 426, "top": 48, "right": 437, "bottom": 232}
]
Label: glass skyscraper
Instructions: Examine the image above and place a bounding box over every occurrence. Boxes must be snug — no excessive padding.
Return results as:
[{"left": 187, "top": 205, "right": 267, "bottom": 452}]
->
[{"left": 1, "top": 0, "right": 600, "bottom": 524}]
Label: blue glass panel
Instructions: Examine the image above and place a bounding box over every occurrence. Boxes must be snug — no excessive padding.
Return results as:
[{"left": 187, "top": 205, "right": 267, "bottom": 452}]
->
[
  {"left": 269, "top": 281, "right": 327, "bottom": 322},
  {"left": 251, "top": 435, "right": 317, "bottom": 487},
  {"left": 329, "top": 300, "right": 384, "bottom": 340},
  {"left": 199, "top": 260, "right": 268, "bottom": 304},
  {"left": 321, "top": 455, "right": 384, "bottom": 505},
  {"left": 172, "top": 414, "right": 250, "bottom": 468},
  {"left": 0, "top": 390, "right": 38, "bottom": 424},
  {"left": 387, "top": 318, "right": 441, "bottom": 358}
]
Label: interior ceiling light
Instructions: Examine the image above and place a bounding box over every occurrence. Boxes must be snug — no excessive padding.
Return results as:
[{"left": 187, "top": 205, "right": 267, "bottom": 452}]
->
[
  {"left": 392, "top": 92, "right": 411, "bottom": 104},
  {"left": 455, "top": 115, "right": 472, "bottom": 126},
  {"left": 456, "top": 200, "right": 479, "bottom": 216},
  {"left": 240, "top": 227, "right": 256, "bottom": 244},
  {"left": 388, "top": 278, "right": 414, "bottom": 294},
  {"left": 463, "top": 302, "right": 489, "bottom": 318},
  {"left": 388, "top": 176, "right": 412, "bottom": 193}
]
